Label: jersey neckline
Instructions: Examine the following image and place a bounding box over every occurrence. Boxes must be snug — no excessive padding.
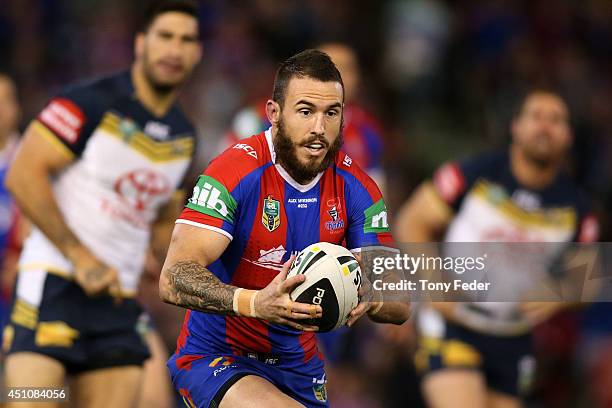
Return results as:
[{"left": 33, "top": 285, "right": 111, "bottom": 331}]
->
[{"left": 264, "top": 128, "right": 324, "bottom": 193}]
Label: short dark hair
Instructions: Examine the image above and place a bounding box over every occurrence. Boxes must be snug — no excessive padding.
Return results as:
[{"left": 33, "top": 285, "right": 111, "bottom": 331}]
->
[
  {"left": 513, "top": 87, "right": 567, "bottom": 118},
  {"left": 139, "top": 0, "right": 199, "bottom": 33},
  {"left": 272, "top": 49, "right": 344, "bottom": 107}
]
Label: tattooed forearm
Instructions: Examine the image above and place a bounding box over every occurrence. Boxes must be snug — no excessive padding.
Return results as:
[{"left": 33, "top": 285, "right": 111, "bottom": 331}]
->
[{"left": 162, "top": 261, "right": 238, "bottom": 315}]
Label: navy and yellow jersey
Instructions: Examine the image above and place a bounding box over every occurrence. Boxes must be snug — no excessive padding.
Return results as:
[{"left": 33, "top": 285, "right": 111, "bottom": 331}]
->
[
  {"left": 432, "top": 151, "right": 598, "bottom": 243},
  {"left": 34, "top": 71, "right": 195, "bottom": 161},
  {"left": 415, "top": 151, "right": 599, "bottom": 391},
  {"left": 419, "top": 150, "right": 599, "bottom": 337},
  {"left": 18, "top": 71, "right": 197, "bottom": 294}
]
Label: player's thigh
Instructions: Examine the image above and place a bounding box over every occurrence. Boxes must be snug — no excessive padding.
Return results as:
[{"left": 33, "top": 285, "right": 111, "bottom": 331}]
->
[
  {"left": 137, "top": 329, "right": 173, "bottom": 408},
  {"left": 487, "top": 390, "right": 522, "bottom": 408},
  {"left": 422, "top": 369, "right": 488, "bottom": 408},
  {"left": 220, "top": 375, "right": 305, "bottom": 408},
  {"left": 71, "top": 365, "right": 142, "bottom": 408},
  {"left": 5, "top": 352, "right": 66, "bottom": 408},
  {"left": 5, "top": 352, "right": 65, "bottom": 386}
]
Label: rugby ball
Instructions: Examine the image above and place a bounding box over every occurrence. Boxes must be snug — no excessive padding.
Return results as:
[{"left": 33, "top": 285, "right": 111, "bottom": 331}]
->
[{"left": 287, "top": 242, "right": 362, "bottom": 332}]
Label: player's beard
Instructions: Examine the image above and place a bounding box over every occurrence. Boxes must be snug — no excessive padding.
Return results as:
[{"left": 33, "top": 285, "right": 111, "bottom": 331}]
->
[
  {"left": 274, "top": 118, "right": 343, "bottom": 185},
  {"left": 142, "top": 50, "right": 181, "bottom": 95},
  {"left": 520, "top": 133, "right": 564, "bottom": 168}
]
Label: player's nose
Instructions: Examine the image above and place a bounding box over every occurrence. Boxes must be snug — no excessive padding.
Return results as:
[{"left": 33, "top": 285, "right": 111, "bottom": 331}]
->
[{"left": 311, "top": 113, "right": 325, "bottom": 136}]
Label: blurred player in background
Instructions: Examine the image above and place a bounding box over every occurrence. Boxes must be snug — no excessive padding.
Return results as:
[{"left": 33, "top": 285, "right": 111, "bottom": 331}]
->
[
  {"left": 395, "top": 90, "right": 598, "bottom": 408},
  {"left": 0, "top": 73, "right": 24, "bottom": 332},
  {"left": 160, "top": 49, "right": 409, "bottom": 408},
  {"left": 222, "top": 42, "right": 386, "bottom": 195},
  {"left": 2, "top": 1, "right": 201, "bottom": 407}
]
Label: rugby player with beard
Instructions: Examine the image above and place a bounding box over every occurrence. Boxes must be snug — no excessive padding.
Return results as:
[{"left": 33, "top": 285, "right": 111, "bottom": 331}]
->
[{"left": 160, "top": 49, "right": 410, "bottom": 408}]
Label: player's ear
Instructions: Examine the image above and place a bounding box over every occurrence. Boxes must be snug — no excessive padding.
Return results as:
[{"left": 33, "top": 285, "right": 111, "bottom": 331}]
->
[
  {"left": 510, "top": 118, "right": 520, "bottom": 143},
  {"left": 266, "top": 99, "right": 281, "bottom": 125},
  {"left": 134, "top": 33, "right": 145, "bottom": 60},
  {"left": 194, "top": 42, "right": 203, "bottom": 64}
]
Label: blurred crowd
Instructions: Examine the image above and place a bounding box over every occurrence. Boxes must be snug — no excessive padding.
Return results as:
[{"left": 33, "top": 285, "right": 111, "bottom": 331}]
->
[{"left": 1, "top": 0, "right": 612, "bottom": 407}]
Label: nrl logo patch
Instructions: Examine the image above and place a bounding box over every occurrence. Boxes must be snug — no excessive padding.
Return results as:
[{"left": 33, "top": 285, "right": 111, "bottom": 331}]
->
[
  {"left": 119, "top": 117, "right": 139, "bottom": 142},
  {"left": 262, "top": 195, "right": 281, "bottom": 232}
]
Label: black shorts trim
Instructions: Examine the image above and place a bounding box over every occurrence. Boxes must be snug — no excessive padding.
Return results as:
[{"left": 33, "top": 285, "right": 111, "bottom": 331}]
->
[
  {"left": 69, "top": 348, "right": 150, "bottom": 374},
  {"left": 210, "top": 372, "right": 250, "bottom": 408}
]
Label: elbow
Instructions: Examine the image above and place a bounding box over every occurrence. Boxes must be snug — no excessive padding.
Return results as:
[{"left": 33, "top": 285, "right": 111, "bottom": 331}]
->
[
  {"left": 399, "top": 303, "right": 412, "bottom": 324},
  {"left": 370, "top": 302, "right": 411, "bottom": 325},
  {"left": 158, "top": 270, "right": 175, "bottom": 304},
  {"left": 5, "top": 163, "right": 33, "bottom": 200},
  {"left": 389, "top": 303, "right": 412, "bottom": 325},
  {"left": 4, "top": 167, "right": 18, "bottom": 195}
]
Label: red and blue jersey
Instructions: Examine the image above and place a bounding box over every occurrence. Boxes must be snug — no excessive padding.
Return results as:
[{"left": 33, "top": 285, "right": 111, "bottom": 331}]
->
[{"left": 173, "top": 129, "right": 393, "bottom": 367}]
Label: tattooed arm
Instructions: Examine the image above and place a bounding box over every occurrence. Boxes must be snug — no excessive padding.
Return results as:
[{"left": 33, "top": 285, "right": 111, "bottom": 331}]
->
[
  {"left": 160, "top": 224, "right": 323, "bottom": 330},
  {"left": 159, "top": 223, "right": 234, "bottom": 313},
  {"left": 162, "top": 260, "right": 238, "bottom": 314}
]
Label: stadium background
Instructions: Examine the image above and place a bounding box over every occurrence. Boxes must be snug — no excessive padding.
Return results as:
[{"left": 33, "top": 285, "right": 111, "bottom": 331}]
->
[{"left": 1, "top": 0, "right": 612, "bottom": 407}]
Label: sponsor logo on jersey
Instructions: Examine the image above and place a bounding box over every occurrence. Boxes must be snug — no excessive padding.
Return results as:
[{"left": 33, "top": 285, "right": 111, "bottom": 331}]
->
[
  {"left": 328, "top": 205, "right": 339, "bottom": 221},
  {"left": 364, "top": 199, "right": 389, "bottom": 233},
  {"left": 144, "top": 121, "right": 170, "bottom": 141},
  {"left": 244, "top": 245, "right": 287, "bottom": 271},
  {"left": 232, "top": 143, "right": 258, "bottom": 159},
  {"left": 187, "top": 175, "right": 237, "bottom": 222},
  {"left": 324, "top": 198, "right": 345, "bottom": 232},
  {"left": 342, "top": 154, "right": 352, "bottom": 167},
  {"left": 325, "top": 205, "right": 345, "bottom": 231},
  {"left": 38, "top": 98, "right": 85, "bottom": 143},
  {"left": 312, "top": 373, "right": 328, "bottom": 402},
  {"left": 262, "top": 195, "right": 281, "bottom": 232},
  {"left": 208, "top": 356, "right": 235, "bottom": 367},
  {"left": 579, "top": 214, "right": 599, "bottom": 242},
  {"left": 433, "top": 162, "right": 465, "bottom": 203},
  {"left": 213, "top": 364, "right": 237, "bottom": 377},
  {"left": 208, "top": 356, "right": 237, "bottom": 377},
  {"left": 511, "top": 189, "right": 541, "bottom": 211},
  {"left": 114, "top": 169, "right": 171, "bottom": 212}
]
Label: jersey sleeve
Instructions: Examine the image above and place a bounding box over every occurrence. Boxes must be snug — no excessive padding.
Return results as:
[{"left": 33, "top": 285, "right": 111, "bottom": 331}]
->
[
  {"left": 33, "top": 84, "right": 104, "bottom": 157},
  {"left": 573, "top": 192, "right": 600, "bottom": 242},
  {"left": 340, "top": 158, "right": 395, "bottom": 251},
  {"left": 176, "top": 145, "right": 260, "bottom": 241},
  {"left": 576, "top": 214, "right": 599, "bottom": 242},
  {"left": 431, "top": 156, "right": 484, "bottom": 212}
]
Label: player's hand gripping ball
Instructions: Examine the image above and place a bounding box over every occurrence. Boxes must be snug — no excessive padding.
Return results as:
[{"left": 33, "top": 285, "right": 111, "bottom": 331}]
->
[{"left": 287, "top": 242, "right": 362, "bottom": 332}]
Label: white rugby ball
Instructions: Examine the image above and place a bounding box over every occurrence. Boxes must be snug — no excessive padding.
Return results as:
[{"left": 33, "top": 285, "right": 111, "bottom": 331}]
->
[{"left": 287, "top": 242, "right": 362, "bottom": 332}]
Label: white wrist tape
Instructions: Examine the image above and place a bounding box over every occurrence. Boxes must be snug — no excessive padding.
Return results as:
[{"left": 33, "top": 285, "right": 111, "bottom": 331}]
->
[{"left": 232, "top": 288, "right": 259, "bottom": 317}]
